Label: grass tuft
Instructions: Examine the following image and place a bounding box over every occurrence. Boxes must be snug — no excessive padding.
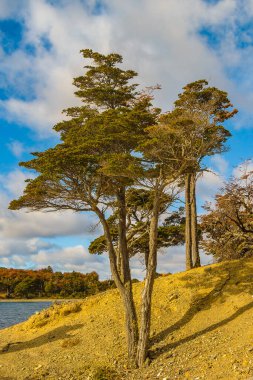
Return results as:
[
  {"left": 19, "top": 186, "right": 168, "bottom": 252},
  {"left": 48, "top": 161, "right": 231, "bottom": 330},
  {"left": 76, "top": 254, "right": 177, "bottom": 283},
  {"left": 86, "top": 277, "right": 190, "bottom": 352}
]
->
[{"left": 89, "top": 366, "right": 119, "bottom": 380}]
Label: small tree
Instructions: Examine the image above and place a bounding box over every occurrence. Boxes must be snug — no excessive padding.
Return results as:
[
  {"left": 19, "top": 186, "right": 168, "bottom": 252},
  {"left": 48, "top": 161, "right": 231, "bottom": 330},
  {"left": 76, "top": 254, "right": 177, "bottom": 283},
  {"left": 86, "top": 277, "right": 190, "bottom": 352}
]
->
[
  {"left": 200, "top": 161, "right": 253, "bottom": 261},
  {"left": 14, "top": 277, "right": 38, "bottom": 298}
]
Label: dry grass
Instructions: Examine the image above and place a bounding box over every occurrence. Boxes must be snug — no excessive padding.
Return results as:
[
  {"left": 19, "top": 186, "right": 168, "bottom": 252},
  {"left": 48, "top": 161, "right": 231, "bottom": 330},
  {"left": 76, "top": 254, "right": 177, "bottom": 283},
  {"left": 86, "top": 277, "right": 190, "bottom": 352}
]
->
[
  {"left": 87, "top": 366, "right": 120, "bottom": 380},
  {"left": 61, "top": 337, "right": 81, "bottom": 348},
  {"left": 0, "top": 257, "right": 253, "bottom": 379},
  {"left": 26, "top": 301, "right": 82, "bottom": 328}
]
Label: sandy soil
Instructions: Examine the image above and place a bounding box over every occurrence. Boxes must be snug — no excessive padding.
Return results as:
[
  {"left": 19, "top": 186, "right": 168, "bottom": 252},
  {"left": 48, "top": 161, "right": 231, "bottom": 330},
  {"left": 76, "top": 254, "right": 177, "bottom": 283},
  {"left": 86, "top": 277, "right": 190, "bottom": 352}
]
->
[
  {"left": 0, "top": 299, "right": 80, "bottom": 302},
  {"left": 0, "top": 257, "right": 253, "bottom": 380}
]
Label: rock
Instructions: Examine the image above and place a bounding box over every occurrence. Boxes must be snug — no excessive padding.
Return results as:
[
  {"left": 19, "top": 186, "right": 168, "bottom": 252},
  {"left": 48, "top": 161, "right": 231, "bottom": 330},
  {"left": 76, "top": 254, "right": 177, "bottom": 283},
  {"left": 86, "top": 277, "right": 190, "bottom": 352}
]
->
[
  {"left": 169, "top": 294, "right": 179, "bottom": 301},
  {"left": 34, "top": 364, "right": 42, "bottom": 370}
]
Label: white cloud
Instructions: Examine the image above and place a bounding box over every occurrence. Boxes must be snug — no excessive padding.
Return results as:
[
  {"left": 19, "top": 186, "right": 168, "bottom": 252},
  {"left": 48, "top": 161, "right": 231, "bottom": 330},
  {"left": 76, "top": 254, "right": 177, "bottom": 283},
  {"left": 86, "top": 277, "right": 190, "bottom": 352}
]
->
[
  {"left": 130, "top": 245, "right": 214, "bottom": 280},
  {"left": 0, "top": 168, "right": 102, "bottom": 276},
  {"left": 0, "top": 237, "right": 55, "bottom": 258},
  {"left": 0, "top": 0, "right": 23, "bottom": 19},
  {"left": 197, "top": 170, "right": 224, "bottom": 205},
  {"left": 0, "top": 0, "right": 112, "bottom": 135},
  {"left": 0, "top": 240, "right": 111, "bottom": 279},
  {"left": 0, "top": 209, "right": 97, "bottom": 239},
  {"left": 0, "top": 0, "right": 251, "bottom": 136},
  {"left": 210, "top": 155, "right": 229, "bottom": 175},
  {"left": 0, "top": 0, "right": 252, "bottom": 278},
  {"left": 0, "top": 169, "right": 32, "bottom": 197},
  {"left": 232, "top": 159, "right": 253, "bottom": 178},
  {"left": 127, "top": 249, "right": 188, "bottom": 280},
  {"left": 0, "top": 169, "right": 100, "bottom": 239},
  {"left": 7, "top": 140, "right": 25, "bottom": 158},
  {"left": 0, "top": 166, "right": 217, "bottom": 278},
  {"left": 30, "top": 244, "right": 110, "bottom": 279}
]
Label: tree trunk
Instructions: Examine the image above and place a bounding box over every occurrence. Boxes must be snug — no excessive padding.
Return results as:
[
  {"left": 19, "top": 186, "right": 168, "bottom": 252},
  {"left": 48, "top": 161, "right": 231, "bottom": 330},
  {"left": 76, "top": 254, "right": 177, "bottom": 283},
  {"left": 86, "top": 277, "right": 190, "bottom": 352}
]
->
[
  {"left": 144, "top": 249, "right": 149, "bottom": 270},
  {"left": 120, "top": 285, "right": 139, "bottom": 366},
  {"left": 117, "top": 186, "right": 139, "bottom": 365},
  {"left": 190, "top": 173, "right": 201, "bottom": 268},
  {"left": 6, "top": 286, "right": 11, "bottom": 298},
  {"left": 117, "top": 187, "right": 131, "bottom": 284},
  {"left": 137, "top": 190, "right": 160, "bottom": 367},
  {"left": 185, "top": 173, "right": 193, "bottom": 270},
  {"left": 116, "top": 248, "right": 122, "bottom": 279},
  {"left": 94, "top": 202, "right": 139, "bottom": 367}
]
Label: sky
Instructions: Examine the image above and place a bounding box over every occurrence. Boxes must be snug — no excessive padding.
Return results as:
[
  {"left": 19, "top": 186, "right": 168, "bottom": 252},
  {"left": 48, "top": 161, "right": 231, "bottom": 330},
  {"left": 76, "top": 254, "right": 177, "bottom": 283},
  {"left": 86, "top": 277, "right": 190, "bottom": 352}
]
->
[{"left": 0, "top": 0, "right": 252, "bottom": 279}]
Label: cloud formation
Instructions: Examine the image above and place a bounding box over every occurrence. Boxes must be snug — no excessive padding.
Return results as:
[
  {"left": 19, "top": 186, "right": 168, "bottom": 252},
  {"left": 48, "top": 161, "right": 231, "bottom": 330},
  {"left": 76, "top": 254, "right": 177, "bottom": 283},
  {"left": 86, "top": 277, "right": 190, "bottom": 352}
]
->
[
  {"left": 7, "top": 140, "right": 25, "bottom": 158},
  {"left": 0, "top": 0, "right": 253, "bottom": 136},
  {"left": 0, "top": 168, "right": 102, "bottom": 274},
  {"left": 0, "top": 0, "right": 252, "bottom": 277}
]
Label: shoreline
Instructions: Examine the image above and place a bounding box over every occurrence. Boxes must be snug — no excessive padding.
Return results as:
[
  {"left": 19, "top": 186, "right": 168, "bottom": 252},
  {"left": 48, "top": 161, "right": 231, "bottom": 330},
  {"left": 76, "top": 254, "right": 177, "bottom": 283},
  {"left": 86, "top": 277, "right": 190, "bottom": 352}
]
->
[{"left": 0, "top": 298, "right": 81, "bottom": 302}]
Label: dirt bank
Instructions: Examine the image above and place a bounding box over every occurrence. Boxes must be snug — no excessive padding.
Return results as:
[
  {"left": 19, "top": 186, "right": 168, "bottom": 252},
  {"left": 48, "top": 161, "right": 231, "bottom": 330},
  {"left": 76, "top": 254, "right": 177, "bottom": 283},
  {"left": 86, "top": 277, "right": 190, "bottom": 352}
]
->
[{"left": 0, "top": 258, "right": 252, "bottom": 379}]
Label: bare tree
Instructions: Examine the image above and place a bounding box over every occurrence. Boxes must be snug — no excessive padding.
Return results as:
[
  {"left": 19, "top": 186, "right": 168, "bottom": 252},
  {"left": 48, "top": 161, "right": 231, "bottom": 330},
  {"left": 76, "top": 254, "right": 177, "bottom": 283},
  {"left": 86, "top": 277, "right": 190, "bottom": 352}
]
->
[{"left": 200, "top": 161, "right": 253, "bottom": 261}]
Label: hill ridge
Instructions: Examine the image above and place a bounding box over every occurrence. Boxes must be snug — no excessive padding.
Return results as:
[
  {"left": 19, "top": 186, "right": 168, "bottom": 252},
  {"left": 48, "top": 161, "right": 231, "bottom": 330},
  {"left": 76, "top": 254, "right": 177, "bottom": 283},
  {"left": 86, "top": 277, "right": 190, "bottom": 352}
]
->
[{"left": 0, "top": 257, "right": 253, "bottom": 379}]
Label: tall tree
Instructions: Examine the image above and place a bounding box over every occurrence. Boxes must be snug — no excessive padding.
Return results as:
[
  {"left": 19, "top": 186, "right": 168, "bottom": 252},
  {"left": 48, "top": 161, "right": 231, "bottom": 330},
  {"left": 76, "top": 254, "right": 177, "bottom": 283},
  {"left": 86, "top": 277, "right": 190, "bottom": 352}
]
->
[
  {"left": 173, "top": 80, "right": 237, "bottom": 269},
  {"left": 136, "top": 116, "right": 194, "bottom": 364},
  {"left": 9, "top": 49, "right": 159, "bottom": 367},
  {"left": 134, "top": 88, "right": 234, "bottom": 359}
]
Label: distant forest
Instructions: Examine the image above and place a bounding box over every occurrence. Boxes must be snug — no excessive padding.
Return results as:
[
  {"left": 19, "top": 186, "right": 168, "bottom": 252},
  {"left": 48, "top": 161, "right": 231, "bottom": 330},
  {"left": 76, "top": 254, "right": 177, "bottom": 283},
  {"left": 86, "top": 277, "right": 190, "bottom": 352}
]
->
[{"left": 0, "top": 266, "right": 115, "bottom": 299}]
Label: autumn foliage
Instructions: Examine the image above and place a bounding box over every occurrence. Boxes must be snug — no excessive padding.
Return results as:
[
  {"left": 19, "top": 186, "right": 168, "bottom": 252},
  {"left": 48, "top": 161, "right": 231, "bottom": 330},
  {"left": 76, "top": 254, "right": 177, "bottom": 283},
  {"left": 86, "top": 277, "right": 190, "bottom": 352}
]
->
[
  {"left": 0, "top": 266, "right": 114, "bottom": 299},
  {"left": 200, "top": 162, "right": 253, "bottom": 261}
]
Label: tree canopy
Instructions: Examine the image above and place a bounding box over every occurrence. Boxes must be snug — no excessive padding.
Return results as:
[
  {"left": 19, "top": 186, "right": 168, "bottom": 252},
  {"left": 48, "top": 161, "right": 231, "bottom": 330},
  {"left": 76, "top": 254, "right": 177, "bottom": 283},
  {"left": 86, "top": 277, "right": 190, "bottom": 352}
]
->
[
  {"left": 9, "top": 50, "right": 238, "bottom": 368},
  {"left": 0, "top": 267, "right": 113, "bottom": 299},
  {"left": 200, "top": 162, "right": 253, "bottom": 261}
]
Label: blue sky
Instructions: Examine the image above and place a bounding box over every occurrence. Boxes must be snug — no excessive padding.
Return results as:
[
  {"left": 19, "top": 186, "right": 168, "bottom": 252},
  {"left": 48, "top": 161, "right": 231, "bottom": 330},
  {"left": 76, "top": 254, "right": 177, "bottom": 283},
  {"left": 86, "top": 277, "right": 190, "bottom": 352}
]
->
[{"left": 0, "top": 0, "right": 252, "bottom": 279}]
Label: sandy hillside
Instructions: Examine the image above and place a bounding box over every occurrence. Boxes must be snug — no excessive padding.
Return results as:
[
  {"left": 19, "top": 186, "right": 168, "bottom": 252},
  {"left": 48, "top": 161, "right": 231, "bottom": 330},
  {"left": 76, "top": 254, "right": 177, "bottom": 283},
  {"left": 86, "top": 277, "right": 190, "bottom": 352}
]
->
[{"left": 0, "top": 257, "right": 253, "bottom": 380}]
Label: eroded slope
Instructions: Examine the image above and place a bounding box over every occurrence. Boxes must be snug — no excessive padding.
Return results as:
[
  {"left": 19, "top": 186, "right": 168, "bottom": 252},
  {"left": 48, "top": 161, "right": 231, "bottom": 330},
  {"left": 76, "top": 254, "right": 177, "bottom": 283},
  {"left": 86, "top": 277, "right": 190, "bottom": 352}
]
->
[{"left": 0, "top": 258, "right": 252, "bottom": 380}]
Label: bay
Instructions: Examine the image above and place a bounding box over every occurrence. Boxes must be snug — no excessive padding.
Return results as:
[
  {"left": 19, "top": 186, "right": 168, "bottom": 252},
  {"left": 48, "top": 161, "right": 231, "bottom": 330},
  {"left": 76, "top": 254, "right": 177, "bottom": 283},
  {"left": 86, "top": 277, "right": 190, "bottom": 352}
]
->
[{"left": 0, "top": 301, "right": 52, "bottom": 329}]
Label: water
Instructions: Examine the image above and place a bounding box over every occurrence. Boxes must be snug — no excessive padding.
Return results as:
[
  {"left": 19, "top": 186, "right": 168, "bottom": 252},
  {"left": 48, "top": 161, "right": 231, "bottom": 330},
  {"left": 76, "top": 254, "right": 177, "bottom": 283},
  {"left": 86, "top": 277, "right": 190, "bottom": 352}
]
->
[{"left": 0, "top": 302, "right": 52, "bottom": 329}]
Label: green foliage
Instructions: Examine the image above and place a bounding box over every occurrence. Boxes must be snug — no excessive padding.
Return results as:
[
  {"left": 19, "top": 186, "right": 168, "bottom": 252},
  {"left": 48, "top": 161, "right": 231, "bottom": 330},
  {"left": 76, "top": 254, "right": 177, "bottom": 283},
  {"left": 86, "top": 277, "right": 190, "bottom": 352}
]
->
[
  {"left": 73, "top": 49, "right": 138, "bottom": 109},
  {"left": 7, "top": 48, "right": 239, "bottom": 367},
  {"left": 140, "top": 80, "right": 237, "bottom": 179},
  {"left": 173, "top": 79, "right": 237, "bottom": 163},
  {"left": 14, "top": 277, "right": 38, "bottom": 298},
  {"left": 9, "top": 50, "right": 159, "bottom": 213},
  {"left": 89, "top": 193, "right": 185, "bottom": 260},
  {"left": 0, "top": 267, "right": 114, "bottom": 299}
]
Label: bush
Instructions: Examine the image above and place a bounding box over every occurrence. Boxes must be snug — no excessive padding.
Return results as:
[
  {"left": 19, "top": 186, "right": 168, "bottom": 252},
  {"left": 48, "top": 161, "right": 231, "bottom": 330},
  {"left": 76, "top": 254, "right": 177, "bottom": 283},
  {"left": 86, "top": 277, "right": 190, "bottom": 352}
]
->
[{"left": 89, "top": 367, "right": 119, "bottom": 380}]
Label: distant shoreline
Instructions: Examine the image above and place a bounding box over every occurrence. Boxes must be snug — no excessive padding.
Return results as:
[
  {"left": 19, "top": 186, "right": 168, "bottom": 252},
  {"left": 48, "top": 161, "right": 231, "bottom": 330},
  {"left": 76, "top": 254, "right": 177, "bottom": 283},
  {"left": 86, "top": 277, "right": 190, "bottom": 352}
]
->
[{"left": 0, "top": 299, "right": 79, "bottom": 302}]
